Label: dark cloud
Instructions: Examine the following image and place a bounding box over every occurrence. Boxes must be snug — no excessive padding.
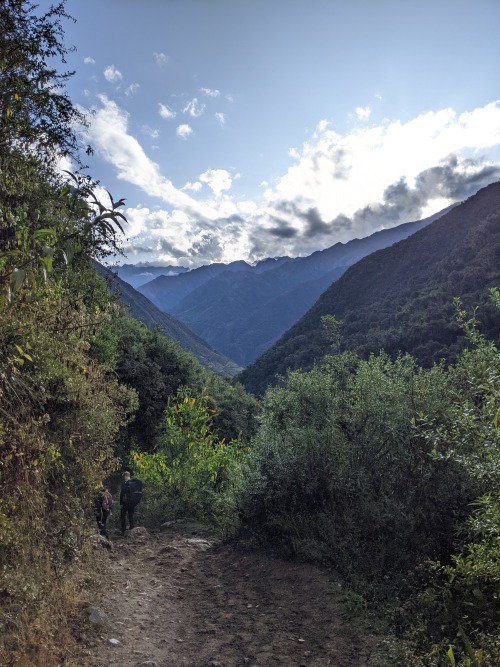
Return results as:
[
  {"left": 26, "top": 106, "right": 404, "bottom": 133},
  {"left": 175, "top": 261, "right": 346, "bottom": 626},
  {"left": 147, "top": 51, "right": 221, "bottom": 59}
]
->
[
  {"left": 158, "top": 238, "right": 186, "bottom": 258},
  {"left": 256, "top": 153, "right": 499, "bottom": 256},
  {"left": 329, "top": 214, "right": 353, "bottom": 234},
  {"left": 415, "top": 155, "right": 500, "bottom": 200},
  {"left": 268, "top": 221, "right": 298, "bottom": 238},
  {"left": 331, "top": 155, "right": 500, "bottom": 240},
  {"left": 299, "top": 207, "right": 331, "bottom": 237},
  {"left": 272, "top": 203, "right": 334, "bottom": 239},
  {"left": 123, "top": 243, "right": 154, "bottom": 254},
  {"left": 311, "top": 147, "right": 350, "bottom": 180},
  {"left": 333, "top": 149, "right": 351, "bottom": 180},
  {"left": 189, "top": 233, "right": 223, "bottom": 260}
]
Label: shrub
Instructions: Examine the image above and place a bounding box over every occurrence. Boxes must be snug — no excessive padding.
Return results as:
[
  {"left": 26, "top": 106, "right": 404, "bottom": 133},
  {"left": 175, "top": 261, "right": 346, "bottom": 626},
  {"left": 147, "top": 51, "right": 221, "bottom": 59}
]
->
[{"left": 131, "top": 386, "right": 249, "bottom": 535}]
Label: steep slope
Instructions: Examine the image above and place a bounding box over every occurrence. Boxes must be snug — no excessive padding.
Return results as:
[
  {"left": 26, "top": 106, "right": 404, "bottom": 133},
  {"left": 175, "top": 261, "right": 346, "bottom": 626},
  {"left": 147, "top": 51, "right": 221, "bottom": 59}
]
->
[
  {"left": 169, "top": 208, "right": 452, "bottom": 366},
  {"left": 138, "top": 258, "right": 290, "bottom": 312},
  {"left": 239, "top": 182, "right": 500, "bottom": 395},
  {"left": 93, "top": 263, "right": 242, "bottom": 377}
]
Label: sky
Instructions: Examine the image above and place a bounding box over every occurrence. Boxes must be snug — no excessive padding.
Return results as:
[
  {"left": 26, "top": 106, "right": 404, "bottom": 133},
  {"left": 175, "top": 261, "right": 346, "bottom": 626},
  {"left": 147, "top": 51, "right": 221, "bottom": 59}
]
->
[{"left": 44, "top": 0, "right": 500, "bottom": 268}]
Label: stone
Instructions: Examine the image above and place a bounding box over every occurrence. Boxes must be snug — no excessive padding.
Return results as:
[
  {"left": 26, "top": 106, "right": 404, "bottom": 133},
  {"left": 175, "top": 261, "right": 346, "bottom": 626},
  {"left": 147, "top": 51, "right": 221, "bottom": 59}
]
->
[
  {"left": 109, "top": 638, "right": 120, "bottom": 645},
  {"left": 158, "top": 545, "right": 178, "bottom": 554},
  {"left": 160, "top": 521, "right": 174, "bottom": 530},
  {"left": 186, "top": 537, "right": 211, "bottom": 551},
  {"left": 127, "top": 526, "right": 150, "bottom": 542},
  {"left": 87, "top": 605, "right": 110, "bottom": 628},
  {"left": 135, "top": 662, "right": 158, "bottom": 667},
  {"left": 94, "top": 534, "right": 113, "bottom": 551}
]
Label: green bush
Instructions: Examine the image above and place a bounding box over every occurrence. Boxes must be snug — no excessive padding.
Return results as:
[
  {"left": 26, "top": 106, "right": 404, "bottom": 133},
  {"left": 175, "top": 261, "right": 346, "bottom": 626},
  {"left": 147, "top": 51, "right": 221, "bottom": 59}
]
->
[
  {"left": 131, "top": 386, "right": 249, "bottom": 535},
  {"left": 243, "top": 349, "right": 471, "bottom": 596}
]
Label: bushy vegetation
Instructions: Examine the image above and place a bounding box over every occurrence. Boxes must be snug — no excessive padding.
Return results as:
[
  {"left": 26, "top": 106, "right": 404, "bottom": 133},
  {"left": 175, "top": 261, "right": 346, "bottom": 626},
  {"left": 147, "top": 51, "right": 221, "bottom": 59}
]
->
[
  {"left": 0, "top": 2, "right": 136, "bottom": 662},
  {"left": 0, "top": 3, "right": 258, "bottom": 661},
  {"left": 131, "top": 386, "right": 250, "bottom": 535},
  {"left": 242, "top": 305, "right": 500, "bottom": 665}
]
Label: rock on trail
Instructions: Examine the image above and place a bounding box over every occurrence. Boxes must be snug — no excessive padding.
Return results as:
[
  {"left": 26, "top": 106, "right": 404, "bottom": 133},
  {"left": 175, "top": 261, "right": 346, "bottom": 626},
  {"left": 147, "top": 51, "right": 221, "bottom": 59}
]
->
[{"left": 82, "top": 525, "right": 378, "bottom": 667}]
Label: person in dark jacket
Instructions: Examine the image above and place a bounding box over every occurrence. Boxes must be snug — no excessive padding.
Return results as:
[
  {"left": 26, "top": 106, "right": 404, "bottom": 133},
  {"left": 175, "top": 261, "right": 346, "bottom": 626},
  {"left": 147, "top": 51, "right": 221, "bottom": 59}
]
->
[
  {"left": 94, "top": 484, "right": 113, "bottom": 539},
  {"left": 120, "top": 470, "right": 143, "bottom": 534}
]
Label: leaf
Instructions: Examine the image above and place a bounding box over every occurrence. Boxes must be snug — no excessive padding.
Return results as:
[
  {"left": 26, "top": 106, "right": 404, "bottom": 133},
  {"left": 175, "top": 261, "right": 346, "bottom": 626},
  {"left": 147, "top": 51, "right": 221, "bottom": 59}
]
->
[
  {"left": 34, "top": 228, "right": 56, "bottom": 241},
  {"left": 458, "top": 625, "right": 477, "bottom": 662},
  {"left": 10, "top": 268, "right": 26, "bottom": 292}
]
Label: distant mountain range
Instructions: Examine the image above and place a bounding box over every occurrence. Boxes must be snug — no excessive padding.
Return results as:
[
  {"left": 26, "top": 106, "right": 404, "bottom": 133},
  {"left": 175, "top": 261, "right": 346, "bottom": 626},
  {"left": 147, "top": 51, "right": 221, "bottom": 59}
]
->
[
  {"left": 239, "top": 182, "right": 500, "bottom": 395},
  {"left": 111, "top": 264, "right": 189, "bottom": 289},
  {"left": 135, "top": 208, "right": 453, "bottom": 366},
  {"left": 93, "top": 262, "right": 242, "bottom": 377}
]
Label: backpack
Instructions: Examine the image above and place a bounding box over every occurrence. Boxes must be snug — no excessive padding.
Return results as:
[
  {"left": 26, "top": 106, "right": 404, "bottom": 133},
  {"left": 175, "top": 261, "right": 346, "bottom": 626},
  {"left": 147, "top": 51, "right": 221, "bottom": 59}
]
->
[
  {"left": 128, "top": 478, "right": 143, "bottom": 506},
  {"left": 102, "top": 490, "right": 113, "bottom": 511}
]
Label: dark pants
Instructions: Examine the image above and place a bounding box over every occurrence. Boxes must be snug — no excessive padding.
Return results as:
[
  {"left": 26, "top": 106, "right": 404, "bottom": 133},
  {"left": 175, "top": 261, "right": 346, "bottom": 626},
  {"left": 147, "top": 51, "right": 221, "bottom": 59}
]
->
[
  {"left": 95, "top": 509, "right": 110, "bottom": 539},
  {"left": 120, "top": 502, "right": 137, "bottom": 533}
]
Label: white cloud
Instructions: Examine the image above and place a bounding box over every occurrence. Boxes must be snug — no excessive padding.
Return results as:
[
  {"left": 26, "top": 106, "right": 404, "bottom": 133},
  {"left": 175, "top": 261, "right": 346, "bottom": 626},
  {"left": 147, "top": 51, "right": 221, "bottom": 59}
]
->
[
  {"left": 201, "top": 87, "right": 220, "bottom": 98},
  {"left": 199, "top": 169, "right": 233, "bottom": 197},
  {"left": 82, "top": 96, "right": 500, "bottom": 268},
  {"left": 182, "top": 181, "right": 203, "bottom": 192},
  {"left": 260, "top": 101, "right": 500, "bottom": 247},
  {"left": 153, "top": 52, "right": 168, "bottom": 66},
  {"left": 356, "top": 106, "right": 372, "bottom": 120},
  {"left": 183, "top": 98, "right": 206, "bottom": 118},
  {"left": 158, "top": 103, "right": 176, "bottom": 120},
  {"left": 142, "top": 125, "right": 159, "bottom": 139},
  {"left": 125, "top": 83, "right": 140, "bottom": 96},
  {"left": 103, "top": 65, "right": 122, "bottom": 83},
  {"left": 315, "top": 119, "right": 330, "bottom": 135},
  {"left": 176, "top": 124, "right": 193, "bottom": 139},
  {"left": 215, "top": 112, "right": 226, "bottom": 126},
  {"left": 84, "top": 56, "right": 95, "bottom": 65}
]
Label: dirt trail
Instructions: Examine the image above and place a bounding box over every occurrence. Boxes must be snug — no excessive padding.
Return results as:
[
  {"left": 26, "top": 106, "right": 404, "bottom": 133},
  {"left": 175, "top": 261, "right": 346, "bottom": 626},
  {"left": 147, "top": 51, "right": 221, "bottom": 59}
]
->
[{"left": 83, "top": 524, "right": 378, "bottom": 667}]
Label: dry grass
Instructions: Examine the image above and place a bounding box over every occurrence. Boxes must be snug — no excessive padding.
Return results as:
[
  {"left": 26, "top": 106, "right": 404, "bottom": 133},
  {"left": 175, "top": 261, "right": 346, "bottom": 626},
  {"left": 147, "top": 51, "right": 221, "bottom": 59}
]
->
[{"left": 0, "top": 535, "right": 106, "bottom": 667}]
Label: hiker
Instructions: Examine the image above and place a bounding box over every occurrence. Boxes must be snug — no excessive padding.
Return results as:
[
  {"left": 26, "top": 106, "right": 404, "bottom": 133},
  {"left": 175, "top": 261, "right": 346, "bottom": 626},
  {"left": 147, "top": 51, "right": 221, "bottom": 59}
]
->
[
  {"left": 120, "top": 470, "right": 143, "bottom": 534},
  {"left": 94, "top": 484, "right": 113, "bottom": 539}
]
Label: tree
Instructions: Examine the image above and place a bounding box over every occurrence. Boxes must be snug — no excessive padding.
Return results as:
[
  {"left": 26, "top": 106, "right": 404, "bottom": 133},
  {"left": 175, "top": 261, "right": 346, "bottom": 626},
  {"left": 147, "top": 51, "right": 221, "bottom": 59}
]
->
[{"left": 0, "top": 0, "right": 85, "bottom": 160}]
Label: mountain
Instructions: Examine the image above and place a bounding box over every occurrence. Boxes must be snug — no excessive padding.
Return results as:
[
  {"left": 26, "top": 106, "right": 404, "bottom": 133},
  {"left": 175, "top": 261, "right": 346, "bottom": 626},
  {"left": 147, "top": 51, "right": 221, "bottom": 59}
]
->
[
  {"left": 93, "top": 262, "right": 242, "bottom": 377},
  {"left": 111, "top": 264, "right": 189, "bottom": 289},
  {"left": 138, "top": 257, "right": 290, "bottom": 312},
  {"left": 164, "top": 208, "right": 453, "bottom": 366},
  {"left": 238, "top": 182, "right": 500, "bottom": 395}
]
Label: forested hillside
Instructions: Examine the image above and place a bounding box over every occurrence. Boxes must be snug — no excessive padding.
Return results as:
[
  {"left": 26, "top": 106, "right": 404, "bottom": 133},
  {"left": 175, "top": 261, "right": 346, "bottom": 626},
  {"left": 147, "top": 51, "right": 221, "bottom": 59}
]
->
[
  {"left": 140, "top": 210, "right": 447, "bottom": 366},
  {"left": 240, "top": 182, "right": 500, "bottom": 394},
  {"left": 94, "top": 261, "right": 242, "bottom": 377}
]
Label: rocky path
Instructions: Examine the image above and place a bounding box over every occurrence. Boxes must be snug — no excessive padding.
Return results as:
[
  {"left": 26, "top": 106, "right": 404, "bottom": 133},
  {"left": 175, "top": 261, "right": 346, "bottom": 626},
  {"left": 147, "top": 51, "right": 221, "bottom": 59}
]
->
[{"left": 82, "top": 524, "right": 378, "bottom": 667}]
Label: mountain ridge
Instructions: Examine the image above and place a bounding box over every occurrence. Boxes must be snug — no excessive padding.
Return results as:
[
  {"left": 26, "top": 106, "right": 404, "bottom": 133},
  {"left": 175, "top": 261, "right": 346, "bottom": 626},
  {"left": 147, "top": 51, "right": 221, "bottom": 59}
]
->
[
  {"left": 162, "top": 206, "right": 457, "bottom": 366},
  {"left": 238, "top": 182, "right": 500, "bottom": 394},
  {"left": 93, "top": 262, "right": 242, "bottom": 377}
]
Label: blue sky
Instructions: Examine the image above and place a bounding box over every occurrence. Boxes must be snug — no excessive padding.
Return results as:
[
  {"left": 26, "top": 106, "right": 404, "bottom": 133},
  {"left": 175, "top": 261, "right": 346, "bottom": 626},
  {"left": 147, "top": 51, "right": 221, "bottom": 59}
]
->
[{"left": 47, "top": 0, "right": 500, "bottom": 267}]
